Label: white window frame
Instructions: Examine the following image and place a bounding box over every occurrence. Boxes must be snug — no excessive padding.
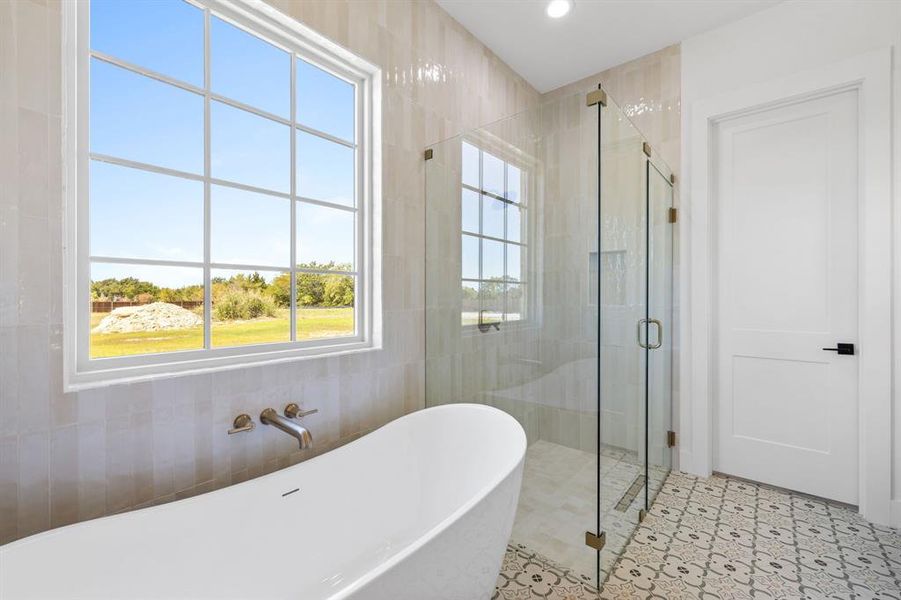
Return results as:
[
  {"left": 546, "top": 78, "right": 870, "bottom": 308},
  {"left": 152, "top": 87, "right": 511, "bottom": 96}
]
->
[
  {"left": 460, "top": 134, "right": 533, "bottom": 332},
  {"left": 62, "top": 0, "right": 382, "bottom": 390}
]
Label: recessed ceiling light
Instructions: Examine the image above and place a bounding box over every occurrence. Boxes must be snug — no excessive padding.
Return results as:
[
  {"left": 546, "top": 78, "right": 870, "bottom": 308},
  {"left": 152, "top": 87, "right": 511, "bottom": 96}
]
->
[{"left": 546, "top": 0, "right": 572, "bottom": 19}]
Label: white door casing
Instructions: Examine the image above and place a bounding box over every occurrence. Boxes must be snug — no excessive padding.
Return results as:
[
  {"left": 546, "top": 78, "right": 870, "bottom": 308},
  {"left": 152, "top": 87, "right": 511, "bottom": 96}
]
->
[
  {"left": 713, "top": 89, "right": 859, "bottom": 504},
  {"left": 683, "top": 49, "right": 892, "bottom": 524}
]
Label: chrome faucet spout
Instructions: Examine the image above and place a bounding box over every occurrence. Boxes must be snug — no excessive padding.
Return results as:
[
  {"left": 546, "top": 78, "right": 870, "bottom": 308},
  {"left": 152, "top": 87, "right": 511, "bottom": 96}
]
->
[{"left": 260, "top": 408, "right": 313, "bottom": 449}]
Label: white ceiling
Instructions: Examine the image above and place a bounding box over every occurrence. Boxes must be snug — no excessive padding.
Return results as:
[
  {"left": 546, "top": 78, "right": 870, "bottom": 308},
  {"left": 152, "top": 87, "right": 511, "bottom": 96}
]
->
[{"left": 435, "top": 0, "right": 781, "bottom": 93}]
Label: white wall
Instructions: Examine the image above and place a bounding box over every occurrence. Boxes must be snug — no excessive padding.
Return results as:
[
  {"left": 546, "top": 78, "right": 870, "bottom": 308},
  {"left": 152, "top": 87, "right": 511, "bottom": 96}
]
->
[{"left": 679, "top": 0, "right": 901, "bottom": 524}]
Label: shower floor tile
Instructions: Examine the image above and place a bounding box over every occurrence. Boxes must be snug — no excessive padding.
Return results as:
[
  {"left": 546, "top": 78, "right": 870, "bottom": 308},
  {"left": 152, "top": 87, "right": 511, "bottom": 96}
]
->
[{"left": 510, "top": 440, "right": 665, "bottom": 583}]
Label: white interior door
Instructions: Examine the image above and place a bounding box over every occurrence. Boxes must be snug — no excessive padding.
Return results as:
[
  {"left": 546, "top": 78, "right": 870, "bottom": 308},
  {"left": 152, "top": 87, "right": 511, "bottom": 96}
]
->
[{"left": 713, "top": 88, "right": 859, "bottom": 505}]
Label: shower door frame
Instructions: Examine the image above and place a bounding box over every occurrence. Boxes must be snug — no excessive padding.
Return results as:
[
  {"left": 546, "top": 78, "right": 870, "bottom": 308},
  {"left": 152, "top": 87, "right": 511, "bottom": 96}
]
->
[{"left": 587, "top": 85, "right": 606, "bottom": 584}]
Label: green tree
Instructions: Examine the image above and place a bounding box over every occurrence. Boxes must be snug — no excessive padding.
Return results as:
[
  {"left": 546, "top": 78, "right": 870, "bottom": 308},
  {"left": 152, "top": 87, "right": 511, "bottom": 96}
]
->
[
  {"left": 90, "top": 277, "right": 159, "bottom": 301},
  {"left": 294, "top": 262, "right": 352, "bottom": 307},
  {"left": 225, "top": 272, "right": 267, "bottom": 293},
  {"left": 296, "top": 272, "right": 325, "bottom": 306},
  {"left": 323, "top": 275, "right": 354, "bottom": 307},
  {"left": 267, "top": 273, "right": 291, "bottom": 308},
  {"left": 244, "top": 272, "right": 268, "bottom": 292},
  {"left": 159, "top": 285, "right": 203, "bottom": 303},
  {"left": 213, "top": 290, "right": 277, "bottom": 321},
  {"left": 481, "top": 278, "right": 504, "bottom": 303}
]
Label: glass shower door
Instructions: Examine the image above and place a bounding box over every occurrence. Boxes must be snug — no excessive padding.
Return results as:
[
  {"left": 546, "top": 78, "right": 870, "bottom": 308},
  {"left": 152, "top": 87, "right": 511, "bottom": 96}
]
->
[
  {"left": 582, "top": 88, "right": 676, "bottom": 584},
  {"left": 596, "top": 93, "right": 647, "bottom": 580},
  {"left": 645, "top": 158, "right": 674, "bottom": 507}
]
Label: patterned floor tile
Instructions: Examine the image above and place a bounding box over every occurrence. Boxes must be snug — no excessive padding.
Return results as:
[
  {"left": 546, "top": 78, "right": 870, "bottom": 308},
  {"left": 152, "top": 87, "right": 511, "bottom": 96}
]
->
[
  {"left": 494, "top": 543, "right": 599, "bottom": 599},
  {"left": 598, "top": 473, "right": 901, "bottom": 600},
  {"left": 498, "top": 457, "right": 900, "bottom": 600}
]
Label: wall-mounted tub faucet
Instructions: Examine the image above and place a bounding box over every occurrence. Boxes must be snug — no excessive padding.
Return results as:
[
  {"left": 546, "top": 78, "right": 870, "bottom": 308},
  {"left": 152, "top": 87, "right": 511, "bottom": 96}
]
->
[
  {"left": 478, "top": 309, "right": 500, "bottom": 333},
  {"left": 260, "top": 406, "right": 314, "bottom": 450}
]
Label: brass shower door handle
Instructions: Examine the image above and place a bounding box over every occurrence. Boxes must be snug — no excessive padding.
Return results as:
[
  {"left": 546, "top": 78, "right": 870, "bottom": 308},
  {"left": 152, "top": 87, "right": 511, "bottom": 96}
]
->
[
  {"left": 647, "top": 319, "right": 663, "bottom": 349},
  {"left": 637, "top": 318, "right": 663, "bottom": 349},
  {"left": 637, "top": 319, "right": 648, "bottom": 348}
]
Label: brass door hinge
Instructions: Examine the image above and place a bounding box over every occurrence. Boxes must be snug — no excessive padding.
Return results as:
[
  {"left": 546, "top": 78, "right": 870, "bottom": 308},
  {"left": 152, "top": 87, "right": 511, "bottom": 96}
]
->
[
  {"left": 424, "top": 148, "right": 433, "bottom": 161},
  {"left": 642, "top": 142, "right": 652, "bottom": 157},
  {"left": 586, "top": 86, "right": 607, "bottom": 107},
  {"left": 667, "top": 430, "right": 677, "bottom": 447},
  {"left": 585, "top": 530, "right": 606, "bottom": 551},
  {"left": 668, "top": 208, "right": 678, "bottom": 224},
  {"left": 670, "top": 173, "right": 676, "bottom": 185}
]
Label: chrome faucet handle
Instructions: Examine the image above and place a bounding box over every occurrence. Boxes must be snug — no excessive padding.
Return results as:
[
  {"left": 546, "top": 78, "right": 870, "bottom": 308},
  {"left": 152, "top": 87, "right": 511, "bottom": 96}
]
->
[
  {"left": 285, "top": 403, "right": 318, "bottom": 419},
  {"left": 228, "top": 414, "right": 255, "bottom": 435}
]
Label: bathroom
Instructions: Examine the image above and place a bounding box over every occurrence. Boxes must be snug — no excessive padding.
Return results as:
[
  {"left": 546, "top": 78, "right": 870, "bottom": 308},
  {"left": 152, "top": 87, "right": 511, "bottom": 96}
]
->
[{"left": 1, "top": 0, "right": 900, "bottom": 598}]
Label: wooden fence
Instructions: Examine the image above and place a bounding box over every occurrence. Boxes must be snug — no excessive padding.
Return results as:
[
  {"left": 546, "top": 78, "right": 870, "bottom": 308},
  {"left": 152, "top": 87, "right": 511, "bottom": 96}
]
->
[{"left": 91, "top": 300, "right": 204, "bottom": 313}]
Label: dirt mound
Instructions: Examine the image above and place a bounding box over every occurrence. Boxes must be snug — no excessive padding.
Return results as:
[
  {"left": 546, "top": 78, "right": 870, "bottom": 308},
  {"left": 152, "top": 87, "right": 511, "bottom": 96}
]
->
[{"left": 92, "top": 302, "right": 202, "bottom": 334}]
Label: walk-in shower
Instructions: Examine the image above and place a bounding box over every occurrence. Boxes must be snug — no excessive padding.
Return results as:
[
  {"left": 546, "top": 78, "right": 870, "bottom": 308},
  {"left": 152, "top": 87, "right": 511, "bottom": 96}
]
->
[{"left": 424, "top": 85, "right": 676, "bottom": 588}]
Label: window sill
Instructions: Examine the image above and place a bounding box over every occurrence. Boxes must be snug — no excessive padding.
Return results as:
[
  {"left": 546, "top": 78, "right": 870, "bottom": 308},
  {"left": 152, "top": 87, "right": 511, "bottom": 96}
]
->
[{"left": 64, "top": 340, "right": 380, "bottom": 391}]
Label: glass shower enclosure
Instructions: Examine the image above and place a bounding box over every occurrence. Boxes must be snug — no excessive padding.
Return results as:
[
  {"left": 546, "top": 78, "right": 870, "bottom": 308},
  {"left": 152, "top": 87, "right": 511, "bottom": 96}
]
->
[{"left": 424, "top": 86, "right": 675, "bottom": 589}]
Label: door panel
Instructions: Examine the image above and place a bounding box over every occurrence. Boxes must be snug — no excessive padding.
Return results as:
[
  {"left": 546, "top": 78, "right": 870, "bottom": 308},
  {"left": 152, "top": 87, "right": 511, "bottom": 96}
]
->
[
  {"left": 731, "top": 356, "right": 829, "bottom": 452},
  {"left": 714, "top": 89, "right": 859, "bottom": 504}
]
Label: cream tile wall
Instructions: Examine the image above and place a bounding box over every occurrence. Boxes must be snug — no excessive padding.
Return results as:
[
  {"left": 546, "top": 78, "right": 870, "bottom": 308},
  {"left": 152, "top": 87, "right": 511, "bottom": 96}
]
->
[
  {"left": 422, "top": 46, "right": 682, "bottom": 460},
  {"left": 0, "top": 0, "right": 539, "bottom": 544},
  {"left": 537, "top": 46, "right": 681, "bottom": 456},
  {"left": 424, "top": 107, "right": 545, "bottom": 444},
  {"left": 544, "top": 45, "right": 681, "bottom": 173},
  {"left": 532, "top": 89, "right": 602, "bottom": 453}
]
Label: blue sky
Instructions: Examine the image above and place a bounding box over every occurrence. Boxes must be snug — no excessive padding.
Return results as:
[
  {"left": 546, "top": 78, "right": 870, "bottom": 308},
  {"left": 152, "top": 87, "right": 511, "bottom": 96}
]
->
[{"left": 89, "top": 0, "right": 356, "bottom": 288}]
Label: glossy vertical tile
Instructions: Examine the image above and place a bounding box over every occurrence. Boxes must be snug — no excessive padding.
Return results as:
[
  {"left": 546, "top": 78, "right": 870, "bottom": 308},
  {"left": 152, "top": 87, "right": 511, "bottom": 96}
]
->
[
  {"left": 0, "top": 435, "right": 19, "bottom": 543},
  {"left": 0, "top": 0, "right": 537, "bottom": 525},
  {"left": 76, "top": 419, "right": 107, "bottom": 521},
  {"left": 17, "top": 430, "right": 50, "bottom": 537},
  {"left": 49, "top": 424, "right": 79, "bottom": 527},
  {"left": 0, "top": 0, "right": 681, "bottom": 546}
]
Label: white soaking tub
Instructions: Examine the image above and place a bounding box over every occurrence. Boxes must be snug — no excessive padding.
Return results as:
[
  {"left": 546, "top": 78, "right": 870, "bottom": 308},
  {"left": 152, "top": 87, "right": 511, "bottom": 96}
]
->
[{"left": 0, "top": 404, "right": 526, "bottom": 600}]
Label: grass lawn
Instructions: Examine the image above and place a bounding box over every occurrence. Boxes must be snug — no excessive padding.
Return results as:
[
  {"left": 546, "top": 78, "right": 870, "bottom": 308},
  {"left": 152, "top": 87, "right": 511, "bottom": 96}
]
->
[{"left": 90, "top": 307, "right": 354, "bottom": 358}]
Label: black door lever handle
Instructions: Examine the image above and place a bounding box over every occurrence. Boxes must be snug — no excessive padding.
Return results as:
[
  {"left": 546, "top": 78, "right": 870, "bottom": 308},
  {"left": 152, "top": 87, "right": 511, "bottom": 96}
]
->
[{"left": 822, "top": 343, "right": 855, "bottom": 355}]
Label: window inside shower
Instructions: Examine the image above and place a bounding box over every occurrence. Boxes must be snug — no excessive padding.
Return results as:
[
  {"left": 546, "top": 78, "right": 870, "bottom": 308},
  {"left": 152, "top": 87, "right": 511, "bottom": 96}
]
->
[{"left": 460, "top": 140, "right": 527, "bottom": 327}]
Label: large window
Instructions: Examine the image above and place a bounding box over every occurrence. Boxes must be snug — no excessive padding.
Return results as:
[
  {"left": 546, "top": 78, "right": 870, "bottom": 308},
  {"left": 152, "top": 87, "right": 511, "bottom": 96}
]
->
[
  {"left": 461, "top": 141, "right": 527, "bottom": 327},
  {"left": 65, "top": 0, "right": 380, "bottom": 386}
]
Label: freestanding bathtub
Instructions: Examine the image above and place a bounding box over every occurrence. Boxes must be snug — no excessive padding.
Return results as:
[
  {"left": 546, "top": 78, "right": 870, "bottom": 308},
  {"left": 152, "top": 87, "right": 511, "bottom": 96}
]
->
[{"left": 0, "top": 404, "right": 526, "bottom": 599}]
